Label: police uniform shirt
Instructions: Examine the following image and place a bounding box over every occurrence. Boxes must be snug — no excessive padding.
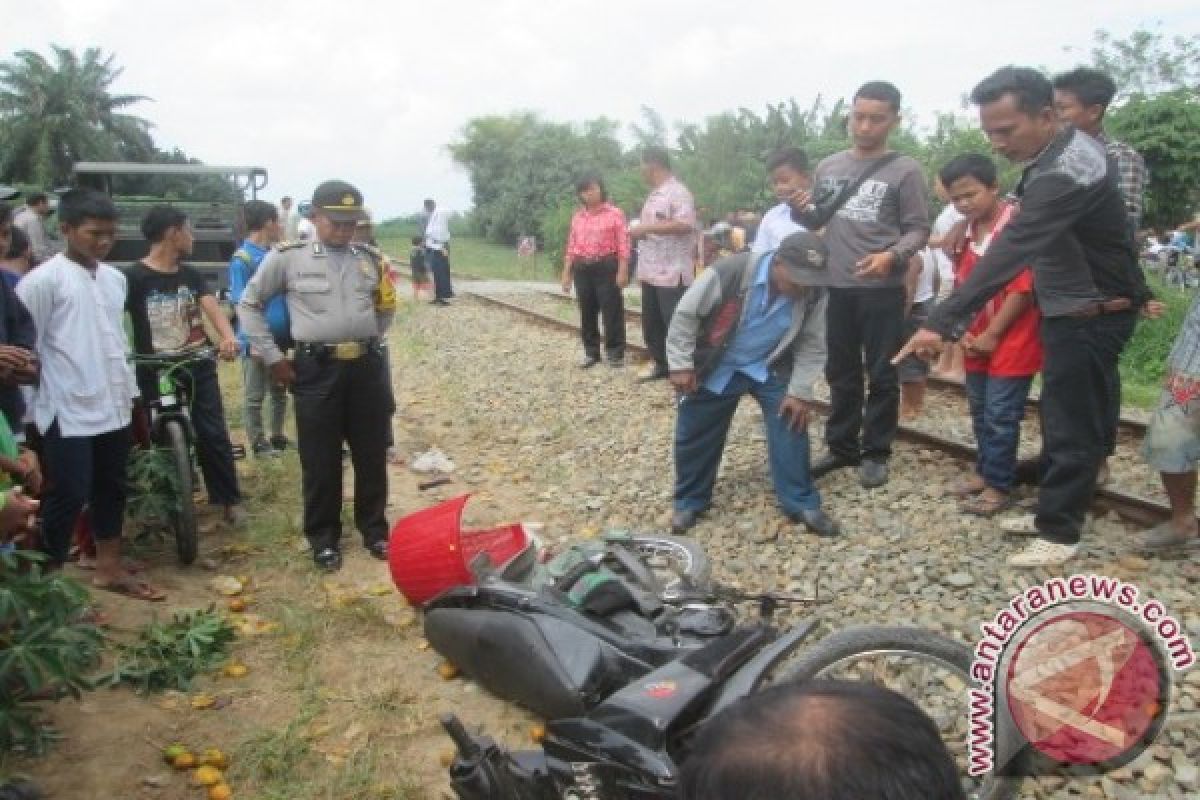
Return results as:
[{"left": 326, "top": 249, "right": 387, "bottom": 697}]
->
[{"left": 237, "top": 240, "right": 394, "bottom": 366}]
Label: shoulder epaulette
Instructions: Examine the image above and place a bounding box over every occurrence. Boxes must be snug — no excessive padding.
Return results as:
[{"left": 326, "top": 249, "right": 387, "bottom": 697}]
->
[
  {"left": 273, "top": 240, "right": 306, "bottom": 252},
  {"left": 351, "top": 242, "right": 383, "bottom": 258}
]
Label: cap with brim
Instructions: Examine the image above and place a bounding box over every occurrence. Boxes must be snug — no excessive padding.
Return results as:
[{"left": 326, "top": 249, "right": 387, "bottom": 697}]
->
[
  {"left": 311, "top": 179, "right": 366, "bottom": 222},
  {"left": 773, "top": 231, "right": 831, "bottom": 287}
]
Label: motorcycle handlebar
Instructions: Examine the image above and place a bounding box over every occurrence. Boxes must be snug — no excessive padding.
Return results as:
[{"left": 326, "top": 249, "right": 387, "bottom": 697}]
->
[{"left": 440, "top": 714, "right": 482, "bottom": 760}]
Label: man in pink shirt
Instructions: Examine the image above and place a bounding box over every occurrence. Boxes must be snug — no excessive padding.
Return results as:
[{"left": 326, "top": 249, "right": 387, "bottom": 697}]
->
[{"left": 631, "top": 147, "right": 697, "bottom": 381}]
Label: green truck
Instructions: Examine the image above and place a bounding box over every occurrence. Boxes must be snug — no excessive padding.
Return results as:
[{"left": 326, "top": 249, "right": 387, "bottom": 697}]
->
[{"left": 72, "top": 162, "right": 268, "bottom": 289}]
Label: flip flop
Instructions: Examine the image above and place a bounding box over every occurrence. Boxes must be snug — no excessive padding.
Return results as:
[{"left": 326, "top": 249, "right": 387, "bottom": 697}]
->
[
  {"left": 960, "top": 492, "right": 1014, "bottom": 517},
  {"left": 92, "top": 576, "right": 167, "bottom": 602},
  {"left": 76, "top": 556, "right": 147, "bottom": 573},
  {"left": 947, "top": 479, "right": 986, "bottom": 498}
]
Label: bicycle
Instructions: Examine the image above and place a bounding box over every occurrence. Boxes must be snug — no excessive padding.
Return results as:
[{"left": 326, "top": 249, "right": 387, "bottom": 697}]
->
[{"left": 129, "top": 347, "right": 216, "bottom": 565}]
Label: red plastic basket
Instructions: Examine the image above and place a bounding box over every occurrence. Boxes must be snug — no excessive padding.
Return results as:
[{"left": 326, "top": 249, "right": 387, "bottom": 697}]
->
[{"left": 388, "top": 494, "right": 530, "bottom": 605}]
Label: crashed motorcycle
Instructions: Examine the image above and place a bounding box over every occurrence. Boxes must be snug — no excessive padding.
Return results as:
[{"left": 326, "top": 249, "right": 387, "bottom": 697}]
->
[{"left": 388, "top": 496, "right": 1016, "bottom": 800}]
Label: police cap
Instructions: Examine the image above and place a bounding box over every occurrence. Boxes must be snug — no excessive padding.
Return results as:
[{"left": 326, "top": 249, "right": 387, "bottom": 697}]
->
[{"left": 311, "top": 180, "right": 367, "bottom": 222}]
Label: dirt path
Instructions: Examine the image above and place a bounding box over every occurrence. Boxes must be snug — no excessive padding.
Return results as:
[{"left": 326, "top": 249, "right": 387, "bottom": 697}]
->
[{"left": 12, "top": 308, "right": 544, "bottom": 800}]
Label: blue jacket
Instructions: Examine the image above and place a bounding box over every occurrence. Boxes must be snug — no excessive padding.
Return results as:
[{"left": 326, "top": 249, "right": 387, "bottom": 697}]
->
[{"left": 229, "top": 240, "right": 292, "bottom": 350}]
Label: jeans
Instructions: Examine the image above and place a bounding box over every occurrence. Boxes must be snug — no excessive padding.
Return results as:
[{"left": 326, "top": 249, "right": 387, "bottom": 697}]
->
[
  {"left": 824, "top": 286, "right": 906, "bottom": 461},
  {"left": 641, "top": 281, "right": 687, "bottom": 371},
  {"left": 674, "top": 371, "right": 820, "bottom": 516},
  {"left": 573, "top": 258, "right": 625, "bottom": 360},
  {"left": 40, "top": 423, "right": 132, "bottom": 565},
  {"left": 427, "top": 248, "right": 454, "bottom": 300},
  {"left": 965, "top": 372, "right": 1033, "bottom": 493},
  {"left": 1035, "top": 312, "right": 1136, "bottom": 544},
  {"left": 242, "top": 355, "right": 288, "bottom": 443}
]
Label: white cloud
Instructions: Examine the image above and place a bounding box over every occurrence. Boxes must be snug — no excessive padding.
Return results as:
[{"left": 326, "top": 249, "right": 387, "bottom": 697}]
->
[{"left": 5, "top": 0, "right": 1197, "bottom": 218}]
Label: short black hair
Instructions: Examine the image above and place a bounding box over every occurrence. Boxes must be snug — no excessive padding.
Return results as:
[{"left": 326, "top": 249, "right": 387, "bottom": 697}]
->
[
  {"left": 640, "top": 146, "right": 671, "bottom": 170},
  {"left": 679, "top": 680, "right": 966, "bottom": 800},
  {"left": 141, "top": 205, "right": 189, "bottom": 243},
  {"left": 575, "top": 174, "right": 608, "bottom": 202},
  {"left": 766, "top": 147, "right": 810, "bottom": 175},
  {"left": 411, "top": 236, "right": 423, "bottom": 246},
  {"left": 26, "top": 192, "right": 48, "bottom": 207},
  {"left": 281, "top": 195, "right": 293, "bottom": 203},
  {"left": 853, "top": 81, "right": 902, "bottom": 112},
  {"left": 1052, "top": 66, "right": 1118, "bottom": 110},
  {"left": 970, "top": 66, "right": 1053, "bottom": 116},
  {"left": 243, "top": 199, "right": 278, "bottom": 232},
  {"left": 5, "top": 226, "right": 30, "bottom": 259},
  {"left": 939, "top": 153, "right": 998, "bottom": 189},
  {"left": 0, "top": 202, "right": 10, "bottom": 227},
  {"left": 58, "top": 189, "right": 118, "bottom": 227},
  {"left": 424, "top": 198, "right": 436, "bottom": 211}
]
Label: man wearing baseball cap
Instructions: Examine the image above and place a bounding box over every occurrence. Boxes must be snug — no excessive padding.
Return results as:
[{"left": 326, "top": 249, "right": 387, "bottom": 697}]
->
[
  {"left": 238, "top": 180, "right": 397, "bottom": 571},
  {"left": 666, "top": 230, "right": 839, "bottom": 537}
]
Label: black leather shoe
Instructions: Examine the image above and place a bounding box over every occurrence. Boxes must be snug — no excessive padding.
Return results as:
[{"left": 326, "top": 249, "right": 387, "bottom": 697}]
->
[
  {"left": 671, "top": 509, "right": 703, "bottom": 533},
  {"left": 314, "top": 547, "right": 342, "bottom": 572},
  {"left": 790, "top": 508, "right": 841, "bottom": 537},
  {"left": 811, "top": 453, "right": 859, "bottom": 479},
  {"left": 607, "top": 356, "right": 624, "bottom": 368},
  {"left": 859, "top": 459, "right": 889, "bottom": 488},
  {"left": 366, "top": 540, "right": 388, "bottom": 560},
  {"left": 578, "top": 356, "right": 600, "bottom": 369}
]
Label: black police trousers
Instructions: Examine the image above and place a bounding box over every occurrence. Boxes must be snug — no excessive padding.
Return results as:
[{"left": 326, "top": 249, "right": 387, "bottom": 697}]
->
[{"left": 291, "top": 346, "right": 395, "bottom": 553}]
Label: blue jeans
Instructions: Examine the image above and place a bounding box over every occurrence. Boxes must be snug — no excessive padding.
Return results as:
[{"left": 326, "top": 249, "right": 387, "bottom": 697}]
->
[
  {"left": 964, "top": 372, "right": 1033, "bottom": 493},
  {"left": 674, "top": 371, "right": 820, "bottom": 516}
]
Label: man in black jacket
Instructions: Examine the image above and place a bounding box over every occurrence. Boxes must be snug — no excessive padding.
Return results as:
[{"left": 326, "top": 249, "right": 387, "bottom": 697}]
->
[{"left": 896, "top": 67, "right": 1150, "bottom": 568}]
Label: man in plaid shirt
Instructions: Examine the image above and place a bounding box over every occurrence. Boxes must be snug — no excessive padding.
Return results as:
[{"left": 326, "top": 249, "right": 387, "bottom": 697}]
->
[
  {"left": 1053, "top": 67, "right": 1146, "bottom": 236},
  {"left": 1053, "top": 66, "right": 1148, "bottom": 485}
]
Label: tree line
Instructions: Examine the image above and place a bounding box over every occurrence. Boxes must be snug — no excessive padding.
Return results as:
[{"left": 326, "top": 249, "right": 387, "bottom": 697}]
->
[{"left": 447, "top": 28, "right": 1200, "bottom": 263}]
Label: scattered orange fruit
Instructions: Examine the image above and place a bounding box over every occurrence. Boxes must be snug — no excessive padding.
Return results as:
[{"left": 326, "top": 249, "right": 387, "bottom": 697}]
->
[
  {"left": 191, "top": 765, "right": 223, "bottom": 786},
  {"left": 208, "top": 783, "right": 233, "bottom": 800},
  {"left": 162, "top": 743, "right": 188, "bottom": 764},
  {"left": 437, "top": 662, "right": 459, "bottom": 680},
  {"left": 227, "top": 598, "right": 247, "bottom": 612},
  {"left": 172, "top": 752, "right": 197, "bottom": 770},
  {"left": 201, "top": 748, "right": 229, "bottom": 769},
  {"left": 190, "top": 694, "right": 217, "bottom": 710},
  {"left": 439, "top": 748, "right": 456, "bottom": 768},
  {"left": 530, "top": 724, "right": 546, "bottom": 743},
  {"left": 223, "top": 663, "right": 249, "bottom": 679}
]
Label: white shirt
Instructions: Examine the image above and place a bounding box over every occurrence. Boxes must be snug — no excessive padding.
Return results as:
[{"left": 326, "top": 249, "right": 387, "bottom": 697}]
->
[
  {"left": 751, "top": 203, "right": 806, "bottom": 254},
  {"left": 915, "top": 248, "right": 939, "bottom": 304},
  {"left": 16, "top": 254, "right": 137, "bottom": 436},
  {"left": 424, "top": 209, "right": 452, "bottom": 252},
  {"left": 931, "top": 204, "right": 964, "bottom": 296}
]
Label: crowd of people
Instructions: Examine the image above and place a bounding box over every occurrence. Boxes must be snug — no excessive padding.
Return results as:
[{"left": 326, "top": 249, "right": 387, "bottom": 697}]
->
[{"left": 553, "top": 66, "right": 1196, "bottom": 573}]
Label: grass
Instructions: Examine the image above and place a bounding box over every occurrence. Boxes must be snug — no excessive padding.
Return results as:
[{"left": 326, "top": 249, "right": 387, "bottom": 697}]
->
[
  {"left": 376, "top": 220, "right": 558, "bottom": 282},
  {"left": 1120, "top": 275, "right": 1194, "bottom": 409}
]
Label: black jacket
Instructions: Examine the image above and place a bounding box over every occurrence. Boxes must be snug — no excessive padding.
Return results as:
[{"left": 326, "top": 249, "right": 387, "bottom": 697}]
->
[{"left": 928, "top": 127, "right": 1149, "bottom": 339}]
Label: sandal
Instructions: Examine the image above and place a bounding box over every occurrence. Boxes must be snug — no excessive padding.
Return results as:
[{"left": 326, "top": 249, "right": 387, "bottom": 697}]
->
[
  {"left": 76, "top": 555, "right": 147, "bottom": 573},
  {"left": 959, "top": 492, "right": 1014, "bottom": 517},
  {"left": 948, "top": 478, "right": 986, "bottom": 498},
  {"left": 92, "top": 576, "right": 167, "bottom": 602}
]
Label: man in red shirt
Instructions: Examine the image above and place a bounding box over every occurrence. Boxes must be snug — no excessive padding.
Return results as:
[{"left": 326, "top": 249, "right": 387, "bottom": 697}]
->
[
  {"left": 561, "top": 175, "right": 630, "bottom": 367},
  {"left": 940, "top": 154, "right": 1042, "bottom": 516}
]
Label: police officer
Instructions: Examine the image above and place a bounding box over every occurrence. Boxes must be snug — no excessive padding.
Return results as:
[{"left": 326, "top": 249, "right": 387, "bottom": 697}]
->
[{"left": 238, "top": 180, "right": 397, "bottom": 571}]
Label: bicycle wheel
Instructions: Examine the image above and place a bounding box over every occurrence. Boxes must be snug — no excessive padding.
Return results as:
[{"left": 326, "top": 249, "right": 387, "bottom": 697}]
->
[
  {"left": 780, "top": 625, "right": 1020, "bottom": 800},
  {"left": 164, "top": 419, "right": 198, "bottom": 565}
]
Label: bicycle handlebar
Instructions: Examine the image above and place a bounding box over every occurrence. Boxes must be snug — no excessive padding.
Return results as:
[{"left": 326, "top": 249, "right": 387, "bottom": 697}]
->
[{"left": 130, "top": 347, "right": 217, "bottom": 370}]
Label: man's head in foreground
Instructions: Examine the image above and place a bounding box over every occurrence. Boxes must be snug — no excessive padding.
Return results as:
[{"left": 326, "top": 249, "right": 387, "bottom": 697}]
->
[
  {"left": 679, "top": 680, "right": 966, "bottom": 800},
  {"left": 971, "top": 66, "right": 1059, "bottom": 164}
]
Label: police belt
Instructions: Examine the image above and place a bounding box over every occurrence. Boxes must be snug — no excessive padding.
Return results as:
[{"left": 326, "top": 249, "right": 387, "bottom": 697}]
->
[
  {"left": 296, "top": 338, "right": 380, "bottom": 361},
  {"left": 1067, "top": 297, "right": 1133, "bottom": 319}
]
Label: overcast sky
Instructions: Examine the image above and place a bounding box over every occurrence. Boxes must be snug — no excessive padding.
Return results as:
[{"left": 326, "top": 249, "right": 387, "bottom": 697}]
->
[{"left": 7, "top": 0, "right": 1198, "bottom": 219}]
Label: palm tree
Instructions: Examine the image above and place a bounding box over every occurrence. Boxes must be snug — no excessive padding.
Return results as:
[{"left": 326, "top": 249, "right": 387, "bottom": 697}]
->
[{"left": 0, "top": 46, "right": 155, "bottom": 186}]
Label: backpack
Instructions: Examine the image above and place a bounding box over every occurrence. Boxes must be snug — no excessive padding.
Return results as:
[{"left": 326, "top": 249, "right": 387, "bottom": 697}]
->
[{"left": 233, "top": 249, "right": 294, "bottom": 350}]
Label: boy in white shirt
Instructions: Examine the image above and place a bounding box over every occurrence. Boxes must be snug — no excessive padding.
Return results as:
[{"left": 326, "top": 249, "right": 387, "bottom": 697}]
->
[
  {"left": 17, "top": 189, "right": 164, "bottom": 601},
  {"left": 751, "top": 148, "right": 810, "bottom": 255}
]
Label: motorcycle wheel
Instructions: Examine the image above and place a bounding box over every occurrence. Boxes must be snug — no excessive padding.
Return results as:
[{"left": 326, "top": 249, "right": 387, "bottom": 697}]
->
[
  {"left": 779, "top": 625, "right": 1019, "bottom": 800},
  {"left": 621, "top": 533, "right": 711, "bottom": 591}
]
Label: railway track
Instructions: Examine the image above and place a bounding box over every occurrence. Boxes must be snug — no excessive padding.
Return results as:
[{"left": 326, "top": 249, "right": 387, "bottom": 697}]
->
[
  {"left": 460, "top": 286, "right": 1172, "bottom": 528},
  {"left": 532, "top": 287, "right": 1150, "bottom": 439}
]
